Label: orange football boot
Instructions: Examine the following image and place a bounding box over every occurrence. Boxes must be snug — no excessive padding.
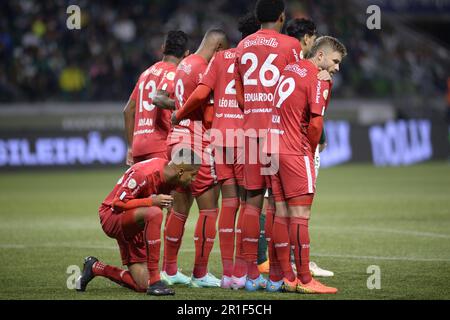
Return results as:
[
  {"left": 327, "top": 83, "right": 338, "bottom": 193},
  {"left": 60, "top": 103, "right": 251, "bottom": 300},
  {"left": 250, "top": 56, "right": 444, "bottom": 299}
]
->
[
  {"left": 296, "top": 278, "right": 338, "bottom": 294},
  {"left": 282, "top": 277, "right": 298, "bottom": 293}
]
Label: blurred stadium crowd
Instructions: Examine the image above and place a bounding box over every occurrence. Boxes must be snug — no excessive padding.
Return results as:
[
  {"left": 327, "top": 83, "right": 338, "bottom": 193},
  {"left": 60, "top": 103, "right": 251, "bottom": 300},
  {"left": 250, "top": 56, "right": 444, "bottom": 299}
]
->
[{"left": 0, "top": 0, "right": 447, "bottom": 102}]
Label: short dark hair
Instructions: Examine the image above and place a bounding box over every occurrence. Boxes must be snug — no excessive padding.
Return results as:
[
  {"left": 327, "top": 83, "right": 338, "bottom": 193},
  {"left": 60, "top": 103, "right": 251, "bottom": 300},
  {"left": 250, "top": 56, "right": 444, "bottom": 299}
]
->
[
  {"left": 238, "top": 12, "right": 261, "bottom": 39},
  {"left": 309, "top": 36, "right": 347, "bottom": 58},
  {"left": 286, "top": 18, "right": 317, "bottom": 40},
  {"left": 255, "top": 0, "right": 285, "bottom": 23},
  {"left": 163, "top": 30, "right": 189, "bottom": 58}
]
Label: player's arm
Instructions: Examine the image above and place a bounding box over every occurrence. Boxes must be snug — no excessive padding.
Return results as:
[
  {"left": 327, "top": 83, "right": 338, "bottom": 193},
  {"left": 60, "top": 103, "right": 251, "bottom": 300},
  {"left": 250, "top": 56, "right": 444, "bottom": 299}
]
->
[
  {"left": 308, "top": 79, "right": 331, "bottom": 153},
  {"left": 307, "top": 115, "right": 324, "bottom": 154},
  {"left": 234, "top": 58, "right": 245, "bottom": 111},
  {"left": 173, "top": 84, "right": 212, "bottom": 124},
  {"left": 112, "top": 194, "right": 173, "bottom": 211},
  {"left": 123, "top": 89, "right": 137, "bottom": 166},
  {"left": 318, "top": 126, "right": 327, "bottom": 152},
  {"left": 153, "top": 90, "right": 176, "bottom": 110},
  {"left": 111, "top": 171, "right": 173, "bottom": 210}
]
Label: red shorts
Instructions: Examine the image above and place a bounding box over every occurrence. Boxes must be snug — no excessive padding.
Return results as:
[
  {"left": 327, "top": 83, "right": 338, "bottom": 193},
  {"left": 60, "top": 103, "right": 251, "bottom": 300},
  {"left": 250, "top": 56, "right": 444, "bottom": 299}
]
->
[
  {"left": 214, "top": 145, "right": 244, "bottom": 186},
  {"left": 243, "top": 136, "right": 271, "bottom": 190},
  {"left": 167, "top": 142, "right": 218, "bottom": 197},
  {"left": 272, "top": 153, "right": 316, "bottom": 201},
  {"left": 99, "top": 205, "right": 146, "bottom": 266},
  {"left": 133, "top": 150, "right": 168, "bottom": 163}
]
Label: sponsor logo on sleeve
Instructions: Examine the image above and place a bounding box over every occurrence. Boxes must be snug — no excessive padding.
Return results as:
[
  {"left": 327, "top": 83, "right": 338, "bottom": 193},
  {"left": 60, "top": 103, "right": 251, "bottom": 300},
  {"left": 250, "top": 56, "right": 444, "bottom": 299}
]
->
[
  {"left": 128, "top": 178, "right": 137, "bottom": 189},
  {"left": 166, "top": 72, "right": 175, "bottom": 81},
  {"left": 315, "top": 81, "right": 321, "bottom": 103}
]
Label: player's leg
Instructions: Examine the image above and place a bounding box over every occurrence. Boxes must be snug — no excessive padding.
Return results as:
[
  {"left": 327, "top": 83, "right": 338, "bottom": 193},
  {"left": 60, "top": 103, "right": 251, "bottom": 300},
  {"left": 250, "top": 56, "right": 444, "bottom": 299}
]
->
[
  {"left": 218, "top": 179, "right": 240, "bottom": 288},
  {"left": 216, "top": 146, "right": 241, "bottom": 288},
  {"left": 161, "top": 190, "right": 193, "bottom": 285},
  {"left": 307, "top": 145, "right": 334, "bottom": 278},
  {"left": 77, "top": 207, "right": 148, "bottom": 292},
  {"left": 161, "top": 143, "right": 193, "bottom": 285},
  {"left": 265, "top": 187, "right": 284, "bottom": 292},
  {"left": 190, "top": 183, "right": 221, "bottom": 287},
  {"left": 257, "top": 196, "right": 269, "bottom": 274},
  {"left": 241, "top": 137, "right": 269, "bottom": 290},
  {"left": 288, "top": 199, "right": 336, "bottom": 294},
  {"left": 272, "top": 198, "right": 297, "bottom": 292},
  {"left": 76, "top": 256, "right": 147, "bottom": 293},
  {"left": 231, "top": 186, "right": 247, "bottom": 289},
  {"left": 122, "top": 206, "right": 174, "bottom": 295}
]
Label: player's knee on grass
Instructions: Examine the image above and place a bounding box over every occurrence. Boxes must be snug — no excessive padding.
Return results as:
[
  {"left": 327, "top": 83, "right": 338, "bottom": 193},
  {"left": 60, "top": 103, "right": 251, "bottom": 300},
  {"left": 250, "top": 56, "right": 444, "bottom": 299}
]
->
[{"left": 128, "top": 262, "right": 149, "bottom": 290}]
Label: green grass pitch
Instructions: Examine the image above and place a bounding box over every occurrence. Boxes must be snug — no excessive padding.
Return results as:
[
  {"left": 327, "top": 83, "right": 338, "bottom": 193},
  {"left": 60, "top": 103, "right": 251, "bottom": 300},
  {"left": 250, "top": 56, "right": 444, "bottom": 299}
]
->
[{"left": 0, "top": 163, "right": 449, "bottom": 300}]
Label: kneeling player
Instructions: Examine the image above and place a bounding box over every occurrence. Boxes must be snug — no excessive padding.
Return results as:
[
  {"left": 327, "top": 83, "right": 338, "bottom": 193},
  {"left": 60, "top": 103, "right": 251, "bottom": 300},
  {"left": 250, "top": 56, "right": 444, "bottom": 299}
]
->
[
  {"left": 76, "top": 149, "right": 200, "bottom": 296},
  {"left": 269, "top": 36, "right": 346, "bottom": 293}
]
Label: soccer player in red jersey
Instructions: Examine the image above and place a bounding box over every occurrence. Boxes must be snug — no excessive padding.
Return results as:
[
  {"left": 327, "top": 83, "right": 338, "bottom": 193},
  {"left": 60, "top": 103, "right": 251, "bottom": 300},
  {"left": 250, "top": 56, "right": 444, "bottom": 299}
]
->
[
  {"left": 171, "top": 13, "right": 261, "bottom": 289},
  {"left": 75, "top": 149, "right": 200, "bottom": 296},
  {"left": 269, "top": 36, "right": 347, "bottom": 294},
  {"left": 158, "top": 29, "right": 229, "bottom": 287},
  {"left": 286, "top": 18, "right": 335, "bottom": 279},
  {"left": 233, "top": 0, "right": 302, "bottom": 291},
  {"left": 123, "top": 31, "right": 189, "bottom": 165}
]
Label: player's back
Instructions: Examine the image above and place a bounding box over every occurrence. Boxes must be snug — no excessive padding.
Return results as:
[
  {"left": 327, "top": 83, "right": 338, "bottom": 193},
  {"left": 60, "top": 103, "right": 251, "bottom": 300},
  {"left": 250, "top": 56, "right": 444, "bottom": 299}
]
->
[
  {"left": 101, "top": 158, "right": 169, "bottom": 208},
  {"left": 236, "top": 29, "right": 301, "bottom": 136},
  {"left": 201, "top": 48, "right": 244, "bottom": 146},
  {"left": 169, "top": 54, "right": 209, "bottom": 147},
  {"left": 131, "top": 61, "right": 176, "bottom": 156},
  {"left": 271, "top": 59, "right": 329, "bottom": 156},
  {"left": 174, "top": 54, "right": 209, "bottom": 125}
]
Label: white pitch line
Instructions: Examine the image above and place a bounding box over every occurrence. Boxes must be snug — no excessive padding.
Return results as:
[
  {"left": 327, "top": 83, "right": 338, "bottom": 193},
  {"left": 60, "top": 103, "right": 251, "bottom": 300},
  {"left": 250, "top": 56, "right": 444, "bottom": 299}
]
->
[
  {"left": 313, "top": 225, "right": 450, "bottom": 239},
  {"left": 1, "top": 244, "right": 449, "bottom": 262}
]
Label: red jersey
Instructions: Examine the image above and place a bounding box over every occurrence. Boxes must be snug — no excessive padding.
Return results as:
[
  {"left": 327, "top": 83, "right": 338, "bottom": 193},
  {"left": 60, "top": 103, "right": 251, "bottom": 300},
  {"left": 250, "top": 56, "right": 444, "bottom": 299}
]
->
[
  {"left": 201, "top": 48, "right": 244, "bottom": 147},
  {"left": 168, "top": 54, "right": 209, "bottom": 148},
  {"left": 235, "top": 29, "right": 301, "bottom": 137},
  {"left": 269, "top": 59, "right": 331, "bottom": 156},
  {"left": 129, "top": 61, "right": 177, "bottom": 156},
  {"left": 101, "top": 158, "right": 172, "bottom": 210}
]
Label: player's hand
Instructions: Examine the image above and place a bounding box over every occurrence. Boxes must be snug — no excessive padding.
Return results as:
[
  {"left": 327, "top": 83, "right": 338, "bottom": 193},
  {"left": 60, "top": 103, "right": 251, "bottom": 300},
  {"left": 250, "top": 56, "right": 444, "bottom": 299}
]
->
[
  {"left": 319, "top": 142, "right": 327, "bottom": 153},
  {"left": 317, "top": 70, "right": 332, "bottom": 81},
  {"left": 126, "top": 148, "right": 134, "bottom": 166},
  {"left": 151, "top": 194, "right": 174, "bottom": 208},
  {"left": 157, "top": 89, "right": 169, "bottom": 97},
  {"left": 171, "top": 111, "right": 179, "bottom": 125}
]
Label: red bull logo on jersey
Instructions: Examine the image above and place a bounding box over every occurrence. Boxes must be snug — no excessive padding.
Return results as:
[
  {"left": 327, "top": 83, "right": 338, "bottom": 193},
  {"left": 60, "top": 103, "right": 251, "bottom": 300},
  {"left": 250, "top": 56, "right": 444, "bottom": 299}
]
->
[{"left": 243, "top": 37, "right": 279, "bottom": 49}]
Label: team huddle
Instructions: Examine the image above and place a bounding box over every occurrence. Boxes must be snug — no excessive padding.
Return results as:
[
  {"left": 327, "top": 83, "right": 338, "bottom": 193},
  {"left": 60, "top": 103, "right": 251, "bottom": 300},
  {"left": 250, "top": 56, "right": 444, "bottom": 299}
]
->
[{"left": 75, "top": 0, "right": 347, "bottom": 296}]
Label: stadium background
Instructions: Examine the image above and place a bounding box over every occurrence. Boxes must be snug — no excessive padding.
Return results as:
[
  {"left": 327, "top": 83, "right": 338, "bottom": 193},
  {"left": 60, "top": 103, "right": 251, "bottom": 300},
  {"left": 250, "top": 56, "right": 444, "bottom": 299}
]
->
[{"left": 0, "top": 0, "right": 449, "bottom": 300}]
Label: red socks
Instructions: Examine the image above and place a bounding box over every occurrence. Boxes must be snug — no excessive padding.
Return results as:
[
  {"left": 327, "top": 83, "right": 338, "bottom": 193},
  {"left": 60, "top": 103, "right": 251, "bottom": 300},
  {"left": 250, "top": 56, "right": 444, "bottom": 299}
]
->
[
  {"left": 233, "top": 200, "right": 247, "bottom": 278},
  {"left": 92, "top": 261, "right": 145, "bottom": 292},
  {"left": 163, "top": 209, "right": 188, "bottom": 276},
  {"left": 241, "top": 204, "right": 261, "bottom": 280},
  {"left": 218, "top": 197, "right": 239, "bottom": 277},
  {"left": 265, "top": 205, "right": 283, "bottom": 282},
  {"left": 143, "top": 207, "right": 163, "bottom": 285},
  {"left": 290, "top": 217, "right": 312, "bottom": 284},
  {"left": 193, "top": 208, "right": 219, "bottom": 278},
  {"left": 273, "top": 216, "right": 296, "bottom": 281}
]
